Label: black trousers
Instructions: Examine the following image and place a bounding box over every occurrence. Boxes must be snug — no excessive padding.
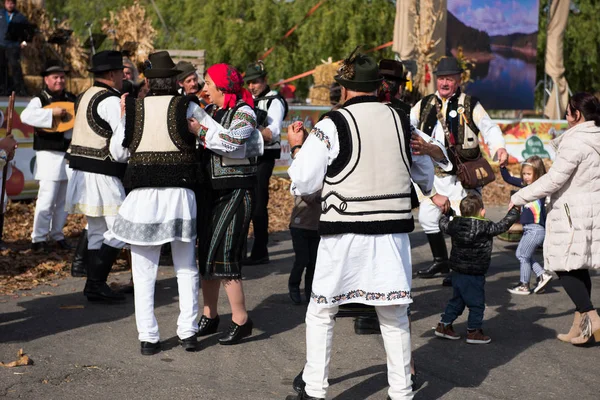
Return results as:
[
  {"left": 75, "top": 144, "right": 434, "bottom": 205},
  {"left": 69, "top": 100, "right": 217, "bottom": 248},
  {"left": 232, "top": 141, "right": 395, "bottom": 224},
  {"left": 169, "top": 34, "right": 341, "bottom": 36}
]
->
[
  {"left": 288, "top": 227, "right": 320, "bottom": 300},
  {"left": 249, "top": 157, "right": 275, "bottom": 259},
  {"left": 0, "top": 46, "right": 26, "bottom": 95},
  {"left": 556, "top": 269, "right": 594, "bottom": 313}
]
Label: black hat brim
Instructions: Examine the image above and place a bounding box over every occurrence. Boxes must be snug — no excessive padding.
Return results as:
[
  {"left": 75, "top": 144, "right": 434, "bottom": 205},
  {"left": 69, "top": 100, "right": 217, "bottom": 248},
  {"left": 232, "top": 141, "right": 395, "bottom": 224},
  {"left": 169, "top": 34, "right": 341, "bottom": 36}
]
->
[
  {"left": 144, "top": 68, "right": 182, "bottom": 78},
  {"left": 334, "top": 75, "right": 383, "bottom": 92},
  {"left": 42, "top": 67, "right": 69, "bottom": 77},
  {"left": 434, "top": 68, "right": 463, "bottom": 76},
  {"left": 244, "top": 71, "right": 267, "bottom": 82},
  {"left": 88, "top": 65, "right": 125, "bottom": 73}
]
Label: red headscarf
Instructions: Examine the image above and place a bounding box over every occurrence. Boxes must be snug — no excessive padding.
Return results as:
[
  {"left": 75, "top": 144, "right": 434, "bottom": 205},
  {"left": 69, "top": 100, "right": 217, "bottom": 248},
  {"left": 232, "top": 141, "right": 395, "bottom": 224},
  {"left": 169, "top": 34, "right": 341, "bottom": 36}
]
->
[{"left": 206, "top": 63, "right": 254, "bottom": 109}]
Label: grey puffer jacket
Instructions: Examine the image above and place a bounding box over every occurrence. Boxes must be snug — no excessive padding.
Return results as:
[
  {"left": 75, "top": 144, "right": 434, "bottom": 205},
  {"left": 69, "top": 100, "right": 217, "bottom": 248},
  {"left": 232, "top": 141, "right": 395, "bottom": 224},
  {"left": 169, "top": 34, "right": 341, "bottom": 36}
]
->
[
  {"left": 512, "top": 121, "right": 600, "bottom": 272},
  {"left": 439, "top": 208, "right": 520, "bottom": 275}
]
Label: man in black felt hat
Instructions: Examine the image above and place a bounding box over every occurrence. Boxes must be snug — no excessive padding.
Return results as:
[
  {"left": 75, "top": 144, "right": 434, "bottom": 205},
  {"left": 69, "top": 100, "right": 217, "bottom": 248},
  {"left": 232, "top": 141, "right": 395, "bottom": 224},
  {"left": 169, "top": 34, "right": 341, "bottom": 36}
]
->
[
  {"left": 284, "top": 50, "right": 435, "bottom": 400},
  {"left": 243, "top": 60, "right": 288, "bottom": 266},
  {"left": 108, "top": 50, "right": 202, "bottom": 355},
  {"left": 21, "top": 60, "right": 76, "bottom": 254},
  {"left": 410, "top": 56, "right": 508, "bottom": 286},
  {"left": 175, "top": 60, "right": 202, "bottom": 97},
  {"left": 65, "top": 50, "right": 129, "bottom": 303}
]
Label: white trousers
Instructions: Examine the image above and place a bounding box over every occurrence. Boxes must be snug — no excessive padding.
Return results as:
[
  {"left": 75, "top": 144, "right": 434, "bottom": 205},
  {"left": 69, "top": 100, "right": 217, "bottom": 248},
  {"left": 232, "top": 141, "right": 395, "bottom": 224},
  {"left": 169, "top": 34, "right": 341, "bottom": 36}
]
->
[
  {"left": 418, "top": 175, "right": 473, "bottom": 234},
  {"left": 31, "top": 180, "right": 68, "bottom": 243},
  {"left": 131, "top": 241, "right": 199, "bottom": 343},
  {"left": 303, "top": 302, "right": 413, "bottom": 400},
  {"left": 86, "top": 215, "right": 125, "bottom": 250}
]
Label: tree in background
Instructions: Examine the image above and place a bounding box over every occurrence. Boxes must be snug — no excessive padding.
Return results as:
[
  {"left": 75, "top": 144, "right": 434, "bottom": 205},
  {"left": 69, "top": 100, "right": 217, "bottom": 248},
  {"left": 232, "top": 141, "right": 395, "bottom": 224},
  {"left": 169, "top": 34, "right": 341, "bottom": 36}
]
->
[
  {"left": 537, "top": 0, "right": 600, "bottom": 97},
  {"left": 45, "top": 0, "right": 599, "bottom": 101}
]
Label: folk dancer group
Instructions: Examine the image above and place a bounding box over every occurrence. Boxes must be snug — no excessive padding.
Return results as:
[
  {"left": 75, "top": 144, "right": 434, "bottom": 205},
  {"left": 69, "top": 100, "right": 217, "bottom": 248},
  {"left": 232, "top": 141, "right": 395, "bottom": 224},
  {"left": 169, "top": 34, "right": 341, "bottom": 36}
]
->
[{"left": 19, "top": 42, "right": 597, "bottom": 400}]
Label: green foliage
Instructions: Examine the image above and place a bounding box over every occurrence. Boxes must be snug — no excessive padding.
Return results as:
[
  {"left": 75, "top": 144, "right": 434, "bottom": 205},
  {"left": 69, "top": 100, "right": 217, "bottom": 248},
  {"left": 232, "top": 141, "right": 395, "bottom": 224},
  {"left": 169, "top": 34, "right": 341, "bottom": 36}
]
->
[
  {"left": 44, "top": 0, "right": 600, "bottom": 101},
  {"left": 537, "top": 0, "right": 600, "bottom": 95}
]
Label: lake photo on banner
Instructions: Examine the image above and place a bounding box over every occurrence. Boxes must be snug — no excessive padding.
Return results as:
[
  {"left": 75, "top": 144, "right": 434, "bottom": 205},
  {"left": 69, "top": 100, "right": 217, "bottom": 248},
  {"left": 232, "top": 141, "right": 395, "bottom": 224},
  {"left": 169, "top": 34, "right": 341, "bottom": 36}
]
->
[
  {"left": 466, "top": 48, "right": 537, "bottom": 110},
  {"left": 446, "top": 0, "right": 540, "bottom": 111}
]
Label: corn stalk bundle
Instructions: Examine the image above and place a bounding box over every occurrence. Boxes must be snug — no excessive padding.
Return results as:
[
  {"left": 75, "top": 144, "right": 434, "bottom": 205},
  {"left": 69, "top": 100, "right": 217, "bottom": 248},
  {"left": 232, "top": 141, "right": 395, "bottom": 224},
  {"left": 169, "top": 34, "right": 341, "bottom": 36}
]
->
[
  {"left": 101, "top": 0, "right": 156, "bottom": 67},
  {"left": 19, "top": 0, "right": 88, "bottom": 77}
]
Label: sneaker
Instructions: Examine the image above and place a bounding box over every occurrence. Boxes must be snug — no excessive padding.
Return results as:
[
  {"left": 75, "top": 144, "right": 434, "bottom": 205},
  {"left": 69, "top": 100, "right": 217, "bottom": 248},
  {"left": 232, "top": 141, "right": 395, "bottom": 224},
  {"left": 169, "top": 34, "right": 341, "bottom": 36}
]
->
[
  {"left": 507, "top": 284, "right": 531, "bottom": 295},
  {"left": 434, "top": 322, "right": 461, "bottom": 340},
  {"left": 466, "top": 329, "right": 491, "bottom": 344},
  {"left": 533, "top": 273, "right": 553, "bottom": 294}
]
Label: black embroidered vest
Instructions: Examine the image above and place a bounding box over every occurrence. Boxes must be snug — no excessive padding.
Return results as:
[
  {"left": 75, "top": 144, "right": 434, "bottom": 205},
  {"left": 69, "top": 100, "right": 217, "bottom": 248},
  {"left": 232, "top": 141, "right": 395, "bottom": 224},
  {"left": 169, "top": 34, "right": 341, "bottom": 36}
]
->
[
  {"left": 33, "top": 89, "right": 76, "bottom": 152},
  {"left": 122, "top": 95, "right": 201, "bottom": 190},
  {"left": 206, "top": 101, "right": 258, "bottom": 190}
]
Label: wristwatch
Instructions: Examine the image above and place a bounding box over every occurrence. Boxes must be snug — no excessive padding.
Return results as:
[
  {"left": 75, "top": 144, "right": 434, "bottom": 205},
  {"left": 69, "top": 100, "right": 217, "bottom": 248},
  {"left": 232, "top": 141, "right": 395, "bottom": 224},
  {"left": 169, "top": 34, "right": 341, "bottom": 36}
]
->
[{"left": 290, "top": 145, "right": 302, "bottom": 159}]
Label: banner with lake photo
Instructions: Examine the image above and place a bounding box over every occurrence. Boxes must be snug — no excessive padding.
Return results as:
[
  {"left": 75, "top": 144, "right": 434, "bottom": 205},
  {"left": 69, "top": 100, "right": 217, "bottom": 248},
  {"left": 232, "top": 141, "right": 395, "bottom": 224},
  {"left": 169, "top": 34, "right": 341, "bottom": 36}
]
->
[{"left": 446, "top": 0, "right": 540, "bottom": 110}]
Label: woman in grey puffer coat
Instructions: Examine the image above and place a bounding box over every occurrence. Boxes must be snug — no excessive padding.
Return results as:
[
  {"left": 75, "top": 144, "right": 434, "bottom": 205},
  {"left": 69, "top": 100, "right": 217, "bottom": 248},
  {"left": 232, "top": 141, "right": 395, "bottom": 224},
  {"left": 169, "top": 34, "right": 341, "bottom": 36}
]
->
[{"left": 511, "top": 92, "right": 600, "bottom": 346}]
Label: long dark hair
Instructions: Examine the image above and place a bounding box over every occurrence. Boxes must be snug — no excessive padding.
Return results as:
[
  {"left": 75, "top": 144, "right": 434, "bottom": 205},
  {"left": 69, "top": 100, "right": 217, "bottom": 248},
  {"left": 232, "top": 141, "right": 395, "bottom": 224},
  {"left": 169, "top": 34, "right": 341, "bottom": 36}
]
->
[{"left": 568, "top": 92, "right": 600, "bottom": 127}]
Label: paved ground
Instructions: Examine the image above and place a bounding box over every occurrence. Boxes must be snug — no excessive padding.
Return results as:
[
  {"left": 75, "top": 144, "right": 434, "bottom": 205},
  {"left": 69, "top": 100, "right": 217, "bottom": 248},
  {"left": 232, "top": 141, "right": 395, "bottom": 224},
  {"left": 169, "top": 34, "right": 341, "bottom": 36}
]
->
[{"left": 1, "top": 206, "right": 598, "bottom": 400}]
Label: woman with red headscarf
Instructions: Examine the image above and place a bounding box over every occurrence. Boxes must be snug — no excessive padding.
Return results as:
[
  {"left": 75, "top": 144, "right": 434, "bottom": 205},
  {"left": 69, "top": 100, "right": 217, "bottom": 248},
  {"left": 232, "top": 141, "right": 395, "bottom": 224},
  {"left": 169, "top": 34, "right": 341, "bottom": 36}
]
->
[{"left": 188, "top": 64, "right": 256, "bottom": 345}]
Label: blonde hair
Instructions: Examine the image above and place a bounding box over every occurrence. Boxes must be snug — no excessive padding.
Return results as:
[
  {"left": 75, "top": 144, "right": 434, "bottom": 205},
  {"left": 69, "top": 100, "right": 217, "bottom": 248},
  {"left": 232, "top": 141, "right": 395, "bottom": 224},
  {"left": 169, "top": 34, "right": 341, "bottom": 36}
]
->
[{"left": 521, "top": 156, "right": 546, "bottom": 184}]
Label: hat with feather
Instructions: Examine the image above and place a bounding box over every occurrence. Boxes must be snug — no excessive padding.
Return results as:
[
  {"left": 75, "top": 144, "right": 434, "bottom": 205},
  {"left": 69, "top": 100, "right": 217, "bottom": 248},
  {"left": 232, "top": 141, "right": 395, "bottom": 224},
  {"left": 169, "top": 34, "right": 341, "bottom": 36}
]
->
[{"left": 334, "top": 46, "right": 382, "bottom": 92}]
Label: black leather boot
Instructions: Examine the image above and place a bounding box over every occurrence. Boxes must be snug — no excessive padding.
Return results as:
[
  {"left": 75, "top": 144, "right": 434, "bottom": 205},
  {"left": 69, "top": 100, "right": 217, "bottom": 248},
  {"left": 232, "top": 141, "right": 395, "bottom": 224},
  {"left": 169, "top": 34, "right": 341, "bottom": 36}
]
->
[
  {"left": 417, "top": 232, "right": 449, "bottom": 278},
  {"left": 84, "top": 244, "right": 125, "bottom": 302},
  {"left": 71, "top": 229, "right": 88, "bottom": 277},
  {"left": 354, "top": 316, "right": 381, "bottom": 335}
]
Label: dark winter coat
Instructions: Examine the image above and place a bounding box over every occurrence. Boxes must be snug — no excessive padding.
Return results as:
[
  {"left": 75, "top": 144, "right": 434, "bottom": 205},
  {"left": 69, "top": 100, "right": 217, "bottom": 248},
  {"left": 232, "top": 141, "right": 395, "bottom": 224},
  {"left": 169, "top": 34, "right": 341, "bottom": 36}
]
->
[{"left": 439, "top": 207, "right": 520, "bottom": 275}]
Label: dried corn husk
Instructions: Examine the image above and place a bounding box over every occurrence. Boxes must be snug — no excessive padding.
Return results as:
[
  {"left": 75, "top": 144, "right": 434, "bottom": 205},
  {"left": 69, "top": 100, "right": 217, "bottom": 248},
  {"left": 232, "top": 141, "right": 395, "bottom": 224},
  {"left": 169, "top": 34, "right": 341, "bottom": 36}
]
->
[
  {"left": 19, "top": 0, "right": 88, "bottom": 77},
  {"left": 101, "top": 0, "right": 156, "bottom": 67}
]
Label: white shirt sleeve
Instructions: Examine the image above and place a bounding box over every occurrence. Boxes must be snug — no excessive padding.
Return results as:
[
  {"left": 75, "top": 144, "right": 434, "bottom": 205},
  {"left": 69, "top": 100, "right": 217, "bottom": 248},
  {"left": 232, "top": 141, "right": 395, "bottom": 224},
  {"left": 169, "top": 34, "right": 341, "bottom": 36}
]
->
[
  {"left": 191, "top": 104, "right": 256, "bottom": 156},
  {"left": 410, "top": 154, "right": 435, "bottom": 195},
  {"left": 289, "top": 118, "right": 340, "bottom": 196},
  {"left": 265, "top": 98, "right": 285, "bottom": 144},
  {"left": 413, "top": 127, "right": 453, "bottom": 172},
  {"left": 473, "top": 103, "right": 505, "bottom": 156},
  {"left": 97, "top": 96, "right": 129, "bottom": 163},
  {"left": 410, "top": 100, "right": 422, "bottom": 127},
  {"left": 0, "top": 109, "right": 4, "bottom": 127},
  {"left": 20, "top": 97, "right": 53, "bottom": 129}
]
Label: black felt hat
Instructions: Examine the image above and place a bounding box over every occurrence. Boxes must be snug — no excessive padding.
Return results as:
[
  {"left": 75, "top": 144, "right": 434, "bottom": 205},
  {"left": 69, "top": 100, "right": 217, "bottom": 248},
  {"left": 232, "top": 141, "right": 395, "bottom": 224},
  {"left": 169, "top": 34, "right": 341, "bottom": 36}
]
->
[
  {"left": 175, "top": 61, "right": 197, "bottom": 82},
  {"left": 434, "top": 56, "right": 463, "bottom": 76},
  {"left": 88, "top": 50, "right": 125, "bottom": 73},
  {"left": 334, "top": 53, "right": 382, "bottom": 92},
  {"left": 379, "top": 59, "right": 407, "bottom": 83},
  {"left": 144, "top": 51, "right": 181, "bottom": 78},
  {"left": 244, "top": 61, "right": 267, "bottom": 82},
  {"left": 41, "top": 60, "right": 69, "bottom": 77}
]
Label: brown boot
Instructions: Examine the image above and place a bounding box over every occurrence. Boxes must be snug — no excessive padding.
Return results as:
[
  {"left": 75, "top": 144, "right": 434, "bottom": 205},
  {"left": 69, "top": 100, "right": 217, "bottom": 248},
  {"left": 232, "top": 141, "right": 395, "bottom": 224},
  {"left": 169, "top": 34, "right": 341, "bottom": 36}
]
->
[
  {"left": 557, "top": 312, "right": 582, "bottom": 343},
  {"left": 570, "top": 309, "right": 600, "bottom": 345}
]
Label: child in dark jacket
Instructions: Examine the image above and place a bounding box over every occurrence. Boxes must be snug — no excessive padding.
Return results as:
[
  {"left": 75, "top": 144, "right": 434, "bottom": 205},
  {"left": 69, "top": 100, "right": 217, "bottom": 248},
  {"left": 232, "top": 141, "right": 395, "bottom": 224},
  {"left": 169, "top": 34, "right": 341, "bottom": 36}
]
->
[{"left": 435, "top": 194, "right": 520, "bottom": 344}]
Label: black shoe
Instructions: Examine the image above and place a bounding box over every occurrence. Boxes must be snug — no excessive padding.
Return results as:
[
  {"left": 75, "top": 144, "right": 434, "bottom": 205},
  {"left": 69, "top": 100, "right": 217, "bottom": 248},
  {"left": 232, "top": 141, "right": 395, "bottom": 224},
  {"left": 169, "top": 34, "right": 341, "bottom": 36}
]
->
[
  {"left": 140, "top": 341, "right": 161, "bottom": 356},
  {"left": 442, "top": 275, "right": 453, "bottom": 287},
  {"left": 417, "top": 257, "right": 449, "bottom": 278},
  {"left": 293, "top": 369, "right": 305, "bottom": 393},
  {"left": 31, "top": 241, "right": 49, "bottom": 252},
  {"left": 285, "top": 389, "right": 324, "bottom": 400},
  {"left": 71, "top": 230, "right": 88, "bottom": 277},
  {"left": 289, "top": 285, "right": 302, "bottom": 305},
  {"left": 197, "top": 315, "right": 220, "bottom": 336},
  {"left": 243, "top": 256, "right": 270, "bottom": 266},
  {"left": 84, "top": 282, "right": 126, "bottom": 302},
  {"left": 219, "top": 319, "right": 253, "bottom": 345},
  {"left": 354, "top": 316, "right": 381, "bottom": 335},
  {"left": 179, "top": 335, "right": 199, "bottom": 352},
  {"left": 417, "top": 232, "right": 449, "bottom": 278},
  {"left": 56, "top": 239, "right": 72, "bottom": 250}
]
